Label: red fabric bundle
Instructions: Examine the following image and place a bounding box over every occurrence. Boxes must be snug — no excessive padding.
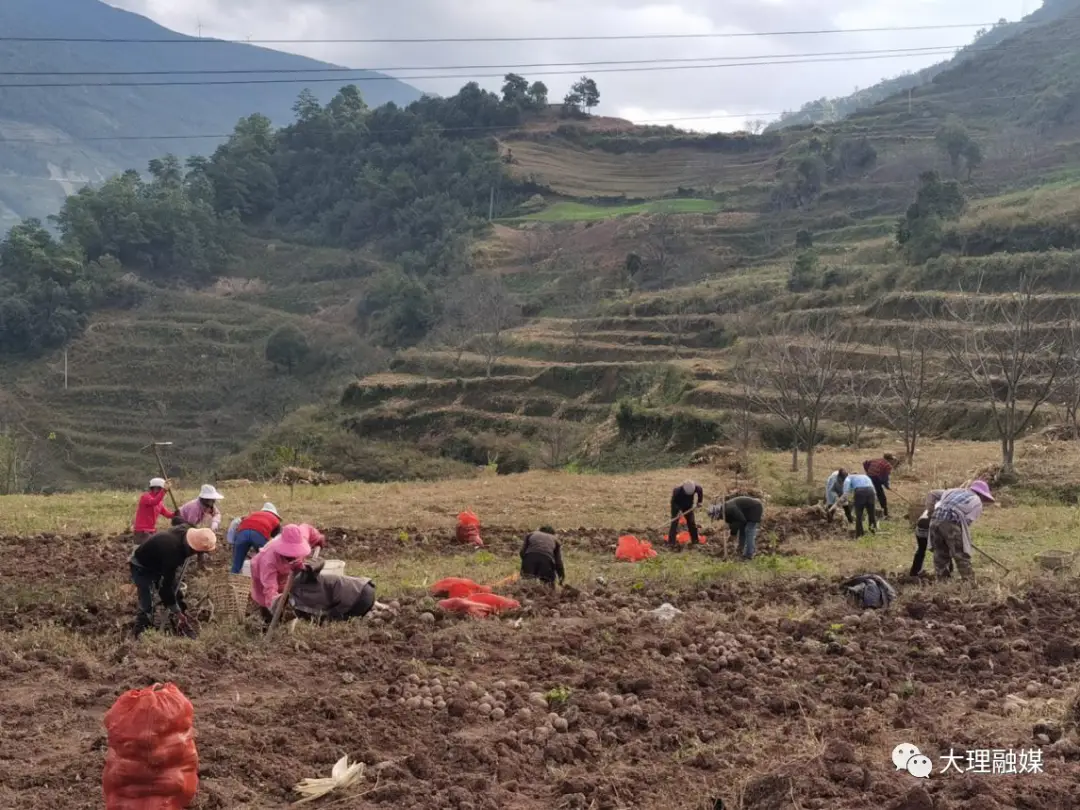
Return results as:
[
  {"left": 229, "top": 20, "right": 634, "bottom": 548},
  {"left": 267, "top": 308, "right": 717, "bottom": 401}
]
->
[
  {"left": 430, "top": 577, "right": 492, "bottom": 598},
  {"left": 438, "top": 597, "right": 497, "bottom": 618},
  {"left": 615, "top": 535, "right": 658, "bottom": 562},
  {"left": 466, "top": 593, "right": 521, "bottom": 613},
  {"left": 102, "top": 683, "right": 198, "bottom": 810},
  {"left": 456, "top": 511, "right": 483, "bottom": 546}
]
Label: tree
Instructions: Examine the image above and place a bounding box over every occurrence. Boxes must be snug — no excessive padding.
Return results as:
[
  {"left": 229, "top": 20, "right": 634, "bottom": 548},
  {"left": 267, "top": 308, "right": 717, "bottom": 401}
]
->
[
  {"left": 928, "top": 272, "right": 1068, "bottom": 475},
  {"left": 737, "top": 324, "right": 844, "bottom": 482},
  {"left": 747, "top": 119, "right": 767, "bottom": 135},
  {"left": 432, "top": 274, "right": 522, "bottom": 375},
  {"left": 265, "top": 325, "right": 310, "bottom": 373},
  {"left": 357, "top": 269, "right": 439, "bottom": 348},
  {"left": 1057, "top": 320, "right": 1080, "bottom": 434},
  {"left": 659, "top": 298, "right": 696, "bottom": 359},
  {"left": 501, "top": 73, "right": 530, "bottom": 107},
  {"left": 962, "top": 139, "right": 983, "bottom": 180},
  {"left": 935, "top": 117, "right": 982, "bottom": 179},
  {"left": 639, "top": 210, "right": 686, "bottom": 289},
  {"left": 842, "top": 364, "right": 878, "bottom": 449},
  {"left": 562, "top": 76, "right": 600, "bottom": 116},
  {"left": 877, "top": 327, "right": 952, "bottom": 465},
  {"left": 787, "top": 250, "right": 819, "bottom": 292},
  {"left": 896, "top": 171, "right": 965, "bottom": 264},
  {"left": 528, "top": 81, "right": 549, "bottom": 109}
]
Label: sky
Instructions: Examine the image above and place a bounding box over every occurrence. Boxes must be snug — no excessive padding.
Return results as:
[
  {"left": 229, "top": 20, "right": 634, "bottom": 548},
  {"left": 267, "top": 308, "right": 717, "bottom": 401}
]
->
[{"left": 106, "top": 0, "right": 1038, "bottom": 132}]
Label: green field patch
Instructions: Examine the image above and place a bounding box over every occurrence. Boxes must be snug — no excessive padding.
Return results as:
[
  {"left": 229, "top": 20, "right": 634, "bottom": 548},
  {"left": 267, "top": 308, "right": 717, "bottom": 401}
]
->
[{"left": 516, "top": 198, "right": 720, "bottom": 222}]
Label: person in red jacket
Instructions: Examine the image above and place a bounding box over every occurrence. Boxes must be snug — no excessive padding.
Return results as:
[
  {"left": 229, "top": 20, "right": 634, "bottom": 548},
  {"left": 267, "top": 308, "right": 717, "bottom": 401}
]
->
[
  {"left": 132, "top": 478, "right": 176, "bottom": 542},
  {"left": 230, "top": 503, "right": 283, "bottom": 574}
]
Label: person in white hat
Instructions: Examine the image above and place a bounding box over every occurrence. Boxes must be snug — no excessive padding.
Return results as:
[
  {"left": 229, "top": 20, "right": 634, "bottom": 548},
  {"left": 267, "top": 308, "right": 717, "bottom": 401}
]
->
[
  {"left": 668, "top": 480, "right": 704, "bottom": 549},
  {"left": 230, "top": 502, "right": 283, "bottom": 574},
  {"left": 131, "top": 477, "right": 176, "bottom": 542},
  {"left": 176, "top": 484, "right": 224, "bottom": 532}
]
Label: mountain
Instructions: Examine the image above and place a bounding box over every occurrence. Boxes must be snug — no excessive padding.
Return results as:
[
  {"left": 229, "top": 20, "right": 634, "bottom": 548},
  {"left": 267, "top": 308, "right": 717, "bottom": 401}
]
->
[
  {"left": 769, "top": 0, "right": 1080, "bottom": 131},
  {"left": 0, "top": 0, "right": 421, "bottom": 229}
]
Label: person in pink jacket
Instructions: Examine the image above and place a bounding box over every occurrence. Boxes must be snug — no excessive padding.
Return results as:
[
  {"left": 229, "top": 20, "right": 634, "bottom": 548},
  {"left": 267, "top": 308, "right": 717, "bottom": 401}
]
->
[{"left": 249, "top": 524, "right": 325, "bottom": 621}]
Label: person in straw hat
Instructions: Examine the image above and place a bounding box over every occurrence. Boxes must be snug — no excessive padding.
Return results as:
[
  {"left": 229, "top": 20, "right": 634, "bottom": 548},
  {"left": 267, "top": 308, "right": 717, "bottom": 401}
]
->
[
  {"left": 230, "top": 502, "right": 283, "bottom": 574},
  {"left": 177, "top": 484, "right": 225, "bottom": 531},
  {"left": 926, "top": 480, "right": 995, "bottom": 581},
  {"left": 129, "top": 526, "right": 217, "bottom": 637},
  {"left": 250, "top": 523, "right": 325, "bottom": 622},
  {"left": 132, "top": 476, "right": 176, "bottom": 542},
  {"left": 668, "top": 480, "right": 704, "bottom": 550}
]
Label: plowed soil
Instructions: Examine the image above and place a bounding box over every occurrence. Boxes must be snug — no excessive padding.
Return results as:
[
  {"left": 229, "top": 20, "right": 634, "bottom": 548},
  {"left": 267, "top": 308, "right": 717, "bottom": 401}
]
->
[{"left": 2, "top": 528, "right": 1080, "bottom": 809}]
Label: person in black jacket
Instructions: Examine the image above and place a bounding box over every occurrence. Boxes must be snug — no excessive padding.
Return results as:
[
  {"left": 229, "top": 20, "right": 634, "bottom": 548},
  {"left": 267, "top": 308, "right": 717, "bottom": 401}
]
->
[
  {"left": 520, "top": 526, "right": 565, "bottom": 587},
  {"left": 712, "top": 496, "right": 764, "bottom": 560},
  {"left": 668, "top": 480, "right": 704, "bottom": 549},
  {"left": 130, "top": 526, "right": 217, "bottom": 637}
]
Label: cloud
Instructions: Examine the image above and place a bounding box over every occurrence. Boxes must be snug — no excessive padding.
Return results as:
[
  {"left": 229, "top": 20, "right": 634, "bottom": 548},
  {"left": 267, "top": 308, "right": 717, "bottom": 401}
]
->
[{"left": 107, "top": 0, "right": 1037, "bottom": 128}]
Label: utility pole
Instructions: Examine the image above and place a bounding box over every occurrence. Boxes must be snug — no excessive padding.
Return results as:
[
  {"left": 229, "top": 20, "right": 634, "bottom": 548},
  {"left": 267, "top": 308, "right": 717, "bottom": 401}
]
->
[
  {"left": 908, "top": 88, "right": 913, "bottom": 115},
  {"left": 488, "top": 186, "right": 495, "bottom": 221},
  {"left": 63, "top": 349, "right": 68, "bottom": 390}
]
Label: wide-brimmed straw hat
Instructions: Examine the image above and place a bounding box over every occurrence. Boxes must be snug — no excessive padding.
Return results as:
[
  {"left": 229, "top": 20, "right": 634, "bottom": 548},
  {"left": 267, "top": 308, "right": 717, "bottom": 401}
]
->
[
  {"left": 186, "top": 527, "right": 218, "bottom": 553},
  {"left": 969, "top": 480, "right": 995, "bottom": 502},
  {"left": 274, "top": 525, "right": 312, "bottom": 559},
  {"left": 198, "top": 484, "right": 224, "bottom": 501}
]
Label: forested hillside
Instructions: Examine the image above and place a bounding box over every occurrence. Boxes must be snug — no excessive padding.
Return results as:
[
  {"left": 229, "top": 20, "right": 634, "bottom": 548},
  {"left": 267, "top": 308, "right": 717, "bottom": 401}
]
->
[{"left": 0, "top": 0, "right": 420, "bottom": 229}]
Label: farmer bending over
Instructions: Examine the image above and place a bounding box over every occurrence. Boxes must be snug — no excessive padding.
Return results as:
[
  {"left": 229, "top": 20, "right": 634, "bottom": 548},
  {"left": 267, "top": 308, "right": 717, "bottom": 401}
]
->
[
  {"left": 841, "top": 472, "right": 878, "bottom": 538},
  {"left": 230, "top": 502, "right": 282, "bottom": 574},
  {"left": 668, "top": 480, "right": 703, "bottom": 549},
  {"left": 863, "top": 454, "right": 898, "bottom": 519},
  {"left": 910, "top": 491, "right": 951, "bottom": 577},
  {"left": 132, "top": 477, "right": 176, "bottom": 542},
  {"left": 284, "top": 559, "right": 377, "bottom": 623},
  {"left": 130, "top": 526, "right": 217, "bottom": 638},
  {"left": 178, "top": 484, "right": 224, "bottom": 531},
  {"left": 520, "top": 526, "right": 566, "bottom": 587},
  {"left": 824, "top": 468, "right": 852, "bottom": 524},
  {"left": 711, "top": 496, "right": 764, "bottom": 560},
  {"left": 927, "top": 480, "right": 994, "bottom": 581},
  {"left": 250, "top": 523, "right": 325, "bottom": 623}
]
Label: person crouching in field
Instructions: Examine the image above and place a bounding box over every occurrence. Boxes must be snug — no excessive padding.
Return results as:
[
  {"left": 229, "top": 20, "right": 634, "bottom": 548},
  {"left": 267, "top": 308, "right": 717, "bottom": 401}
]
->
[
  {"left": 520, "top": 526, "right": 566, "bottom": 587},
  {"left": 284, "top": 559, "right": 377, "bottom": 623},
  {"left": 668, "top": 480, "right": 703, "bottom": 549},
  {"left": 250, "top": 524, "right": 324, "bottom": 622},
  {"left": 132, "top": 477, "right": 176, "bottom": 543},
  {"left": 177, "top": 484, "right": 224, "bottom": 531},
  {"left": 824, "top": 468, "right": 852, "bottom": 524},
  {"left": 130, "top": 527, "right": 217, "bottom": 637},
  {"left": 710, "top": 496, "right": 764, "bottom": 560},
  {"left": 230, "top": 502, "right": 282, "bottom": 573}
]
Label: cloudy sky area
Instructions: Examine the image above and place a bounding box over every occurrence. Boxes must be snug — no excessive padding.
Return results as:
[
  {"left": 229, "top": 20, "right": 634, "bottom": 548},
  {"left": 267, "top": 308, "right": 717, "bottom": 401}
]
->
[{"left": 107, "top": 0, "right": 1037, "bottom": 131}]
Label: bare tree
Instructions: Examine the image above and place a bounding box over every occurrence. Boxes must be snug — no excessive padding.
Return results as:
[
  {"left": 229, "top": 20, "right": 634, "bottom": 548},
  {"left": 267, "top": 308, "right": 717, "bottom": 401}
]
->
[
  {"left": 0, "top": 424, "right": 43, "bottom": 495},
  {"left": 640, "top": 210, "right": 686, "bottom": 290},
  {"left": 877, "top": 327, "right": 952, "bottom": 466},
  {"left": 658, "top": 298, "right": 696, "bottom": 359},
  {"left": 1055, "top": 320, "right": 1080, "bottom": 436},
  {"left": 929, "top": 273, "right": 1068, "bottom": 475},
  {"left": 737, "top": 324, "right": 845, "bottom": 483},
  {"left": 841, "top": 362, "right": 878, "bottom": 449},
  {"left": 432, "top": 275, "right": 523, "bottom": 375},
  {"left": 747, "top": 119, "right": 767, "bottom": 135},
  {"left": 538, "top": 422, "right": 584, "bottom": 469}
]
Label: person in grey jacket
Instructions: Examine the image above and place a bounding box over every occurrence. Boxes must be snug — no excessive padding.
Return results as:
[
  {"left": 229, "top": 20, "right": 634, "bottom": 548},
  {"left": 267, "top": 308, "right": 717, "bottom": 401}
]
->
[
  {"left": 286, "top": 559, "right": 376, "bottom": 623},
  {"left": 710, "top": 496, "right": 764, "bottom": 560},
  {"left": 520, "top": 526, "right": 565, "bottom": 586}
]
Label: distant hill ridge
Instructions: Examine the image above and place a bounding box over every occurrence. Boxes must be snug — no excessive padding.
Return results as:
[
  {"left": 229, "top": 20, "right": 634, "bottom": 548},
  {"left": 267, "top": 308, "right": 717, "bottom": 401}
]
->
[{"left": 0, "top": 0, "right": 421, "bottom": 228}]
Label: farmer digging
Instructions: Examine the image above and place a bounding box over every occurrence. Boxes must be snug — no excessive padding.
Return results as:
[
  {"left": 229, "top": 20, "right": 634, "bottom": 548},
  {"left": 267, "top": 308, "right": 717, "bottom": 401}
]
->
[
  {"left": 129, "top": 526, "right": 217, "bottom": 638},
  {"left": 927, "top": 480, "right": 995, "bottom": 581},
  {"left": 863, "top": 453, "right": 898, "bottom": 519},
  {"left": 824, "top": 468, "right": 852, "bottom": 524},
  {"left": 132, "top": 477, "right": 176, "bottom": 542},
  {"left": 520, "top": 526, "right": 566, "bottom": 587},
  {"left": 177, "top": 484, "right": 224, "bottom": 530},
  {"left": 840, "top": 471, "right": 878, "bottom": 538},
  {"left": 709, "top": 495, "right": 764, "bottom": 560},
  {"left": 668, "top": 480, "right": 704, "bottom": 549}
]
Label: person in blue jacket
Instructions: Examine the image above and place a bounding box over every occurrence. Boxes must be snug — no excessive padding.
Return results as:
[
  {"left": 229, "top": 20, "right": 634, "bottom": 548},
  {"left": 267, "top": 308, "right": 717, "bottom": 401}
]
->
[{"left": 840, "top": 472, "right": 878, "bottom": 538}]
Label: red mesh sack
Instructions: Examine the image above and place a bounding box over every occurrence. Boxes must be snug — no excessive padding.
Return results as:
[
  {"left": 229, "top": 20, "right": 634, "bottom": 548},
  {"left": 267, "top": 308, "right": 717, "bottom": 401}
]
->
[
  {"left": 430, "top": 578, "right": 492, "bottom": 598},
  {"left": 615, "top": 535, "right": 657, "bottom": 562},
  {"left": 102, "top": 683, "right": 198, "bottom": 810},
  {"left": 676, "top": 531, "right": 691, "bottom": 545},
  {"left": 456, "top": 512, "right": 483, "bottom": 546},
  {"left": 438, "top": 597, "right": 497, "bottom": 618},
  {"left": 466, "top": 593, "right": 521, "bottom": 613}
]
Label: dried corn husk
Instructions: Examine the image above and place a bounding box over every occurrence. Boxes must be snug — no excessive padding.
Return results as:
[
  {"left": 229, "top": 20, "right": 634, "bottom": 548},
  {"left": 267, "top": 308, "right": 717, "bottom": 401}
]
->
[{"left": 292, "top": 756, "right": 365, "bottom": 805}]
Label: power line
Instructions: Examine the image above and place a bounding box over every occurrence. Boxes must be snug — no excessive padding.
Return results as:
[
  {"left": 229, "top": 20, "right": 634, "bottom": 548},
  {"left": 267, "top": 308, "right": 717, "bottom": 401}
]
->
[
  {"left": 0, "top": 50, "right": 993, "bottom": 89},
  {"left": 0, "top": 44, "right": 973, "bottom": 76},
  {"left": 0, "top": 21, "right": 1023, "bottom": 45},
  {"left": 0, "top": 91, "right": 1049, "bottom": 146}
]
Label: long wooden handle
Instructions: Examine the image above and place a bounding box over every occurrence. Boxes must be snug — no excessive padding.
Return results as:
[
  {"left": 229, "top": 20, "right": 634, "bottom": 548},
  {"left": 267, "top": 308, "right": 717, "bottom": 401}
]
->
[
  {"left": 152, "top": 444, "right": 181, "bottom": 512},
  {"left": 265, "top": 547, "right": 321, "bottom": 642}
]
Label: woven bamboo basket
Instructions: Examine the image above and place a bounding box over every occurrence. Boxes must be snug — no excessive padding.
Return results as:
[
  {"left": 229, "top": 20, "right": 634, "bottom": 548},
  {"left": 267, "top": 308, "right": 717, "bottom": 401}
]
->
[
  {"left": 204, "top": 572, "right": 252, "bottom": 623},
  {"left": 1036, "top": 550, "right": 1077, "bottom": 573}
]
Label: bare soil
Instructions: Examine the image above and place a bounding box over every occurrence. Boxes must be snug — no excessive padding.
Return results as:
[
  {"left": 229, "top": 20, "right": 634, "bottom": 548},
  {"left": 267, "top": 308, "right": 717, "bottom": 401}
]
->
[{"left": 1, "top": 529, "right": 1079, "bottom": 809}]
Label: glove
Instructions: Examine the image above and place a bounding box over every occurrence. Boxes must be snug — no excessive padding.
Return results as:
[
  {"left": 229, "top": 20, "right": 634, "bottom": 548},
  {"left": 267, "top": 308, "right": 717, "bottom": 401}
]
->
[
  {"left": 289, "top": 557, "right": 306, "bottom": 572},
  {"left": 308, "top": 529, "right": 327, "bottom": 549}
]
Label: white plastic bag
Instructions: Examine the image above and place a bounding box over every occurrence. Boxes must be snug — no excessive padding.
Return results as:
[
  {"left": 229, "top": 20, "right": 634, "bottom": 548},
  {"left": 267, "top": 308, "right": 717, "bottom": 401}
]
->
[{"left": 226, "top": 516, "right": 242, "bottom": 546}]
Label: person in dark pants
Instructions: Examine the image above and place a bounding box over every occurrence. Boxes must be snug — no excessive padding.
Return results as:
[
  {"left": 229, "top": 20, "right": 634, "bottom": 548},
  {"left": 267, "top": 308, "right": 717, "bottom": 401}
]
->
[
  {"left": 130, "top": 526, "right": 218, "bottom": 637},
  {"left": 909, "top": 496, "right": 953, "bottom": 577},
  {"left": 824, "top": 469, "right": 853, "bottom": 524},
  {"left": 520, "top": 526, "right": 565, "bottom": 586},
  {"left": 710, "top": 496, "right": 764, "bottom": 560},
  {"left": 668, "top": 480, "right": 704, "bottom": 549},
  {"left": 841, "top": 472, "right": 878, "bottom": 538},
  {"left": 863, "top": 454, "right": 897, "bottom": 519}
]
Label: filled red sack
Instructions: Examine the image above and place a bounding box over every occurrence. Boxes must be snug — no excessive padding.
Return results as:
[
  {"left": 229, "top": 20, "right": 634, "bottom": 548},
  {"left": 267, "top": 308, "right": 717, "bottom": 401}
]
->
[
  {"left": 430, "top": 577, "right": 492, "bottom": 598},
  {"left": 103, "top": 683, "right": 198, "bottom": 810},
  {"left": 456, "top": 511, "right": 484, "bottom": 546},
  {"left": 615, "top": 535, "right": 657, "bottom": 562},
  {"left": 466, "top": 593, "right": 521, "bottom": 613},
  {"left": 676, "top": 531, "right": 691, "bottom": 545},
  {"left": 438, "top": 597, "right": 497, "bottom": 618}
]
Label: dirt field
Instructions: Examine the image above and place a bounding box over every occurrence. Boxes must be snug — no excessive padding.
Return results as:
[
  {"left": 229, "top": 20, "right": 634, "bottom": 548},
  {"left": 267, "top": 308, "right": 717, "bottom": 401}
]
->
[{"left": 2, "top": 523, "right": 1080, "bottom": 810}]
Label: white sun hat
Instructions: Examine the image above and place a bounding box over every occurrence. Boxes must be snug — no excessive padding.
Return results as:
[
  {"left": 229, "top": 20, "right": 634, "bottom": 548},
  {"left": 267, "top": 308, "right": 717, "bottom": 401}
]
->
[
  {"left": 198, "top": 484, "right": 225, "bottom": 500},
  {"left": 149, "top": 477, "right": 166, "bottom": 489},
  {"left": 262, "top": 502, "right": 279, "bottom": 516}
]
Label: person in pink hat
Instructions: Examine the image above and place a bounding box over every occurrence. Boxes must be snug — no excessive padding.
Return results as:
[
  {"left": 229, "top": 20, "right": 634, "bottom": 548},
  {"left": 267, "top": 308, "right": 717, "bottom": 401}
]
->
[
  {"left": 249, "top": 523, "right": 325, "bottom": 621},
  {"left": 926, "top": 480, "right": 995, "bottom": 580}
]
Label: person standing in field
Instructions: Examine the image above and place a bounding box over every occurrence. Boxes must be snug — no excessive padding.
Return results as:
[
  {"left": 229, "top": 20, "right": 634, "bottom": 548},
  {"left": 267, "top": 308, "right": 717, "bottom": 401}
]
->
[
  {"left": 710, "top": 496, "right": 764, "bottom": 560},
  {"left": 132, "top": 477, "right": 176, "bottom": 542},
  {"left": 863, "top": 454, "right": 898, "bottom": 519},
  {"left": 230, "top": 503, "right": 282, "bottom": 574},
  {"left": 927, "top": 480, "right": 995, "bottom": 581},
  {"left": 520, "top": 526, "right": 566, "bottom": 587},
  {"left": 824, "top": 468, "right": 852, "bottom": 524},
  {"left": 841, "top": 471, "right": 878, "bottom": 538},
  {"left": 177, "top": 484, "right": 224, "bottom": 531},
  {"left": 668, "top": 480, "right": 704, "bottom": 549}
]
